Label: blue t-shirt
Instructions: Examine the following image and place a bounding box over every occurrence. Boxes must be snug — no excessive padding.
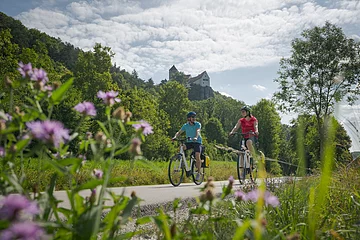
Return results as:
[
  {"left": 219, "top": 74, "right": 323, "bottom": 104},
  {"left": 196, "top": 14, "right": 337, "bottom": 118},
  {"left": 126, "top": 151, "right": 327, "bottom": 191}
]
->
[{"left": 181, "top": 122, "right": 202, "bottom": 144}]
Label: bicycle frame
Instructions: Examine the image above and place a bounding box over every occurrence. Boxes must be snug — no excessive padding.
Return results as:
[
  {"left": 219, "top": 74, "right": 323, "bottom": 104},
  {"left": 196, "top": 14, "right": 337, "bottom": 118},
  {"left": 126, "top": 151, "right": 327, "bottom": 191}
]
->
[
  {"left": 177, "top": 143, "right": 196, "bottom": 176},
  {"left": 233, "top": 131, "right": 256, "bottom": 183}
]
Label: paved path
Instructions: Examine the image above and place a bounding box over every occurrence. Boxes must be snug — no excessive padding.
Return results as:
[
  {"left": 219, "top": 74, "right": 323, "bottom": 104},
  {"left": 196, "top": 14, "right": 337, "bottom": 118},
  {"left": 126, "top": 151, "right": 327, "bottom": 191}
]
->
[{"left": 53, "top": 180, "right": 245, "bottom": 208}]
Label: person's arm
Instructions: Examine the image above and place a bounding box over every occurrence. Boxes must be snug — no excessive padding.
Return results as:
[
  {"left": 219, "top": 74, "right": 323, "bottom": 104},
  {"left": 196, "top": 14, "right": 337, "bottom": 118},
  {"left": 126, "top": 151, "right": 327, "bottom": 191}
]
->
[
  {"left": 229, "top": 121, "right": 240, "bottom": 136},
  {"left": 173, "top": 129, "right": 184, "bottom": 139},
  {"left": 254, "top": 119, "right": 259, "bottom": 135},
  {"left": 194, "top": 128, "right": 200, "bottom": 141}
]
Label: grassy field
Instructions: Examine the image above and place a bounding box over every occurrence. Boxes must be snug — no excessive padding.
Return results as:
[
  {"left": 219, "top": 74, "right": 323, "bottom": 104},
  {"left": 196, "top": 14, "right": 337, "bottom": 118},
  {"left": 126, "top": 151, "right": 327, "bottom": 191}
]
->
[{"left": 18, "top": 158, "right": 239, "bottom": 191}]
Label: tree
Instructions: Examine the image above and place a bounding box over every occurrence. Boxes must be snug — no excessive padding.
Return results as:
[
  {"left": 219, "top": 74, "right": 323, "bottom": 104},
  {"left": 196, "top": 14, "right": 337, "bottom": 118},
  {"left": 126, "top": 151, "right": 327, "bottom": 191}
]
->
[
  {"left": 204, "top": 118, "right": 226, "bottom": 144},
  {"left": 252, "top": 99, "right": 282, "bottom": 175},
  {"left": 290, "top": 115, "right": 352, "bottom": 170},
  {"left": 158, "top": 81, "right": 191, "bottom": 136},
  {"left": 274, "top": 22, "right": 360, "bottom": 159}
]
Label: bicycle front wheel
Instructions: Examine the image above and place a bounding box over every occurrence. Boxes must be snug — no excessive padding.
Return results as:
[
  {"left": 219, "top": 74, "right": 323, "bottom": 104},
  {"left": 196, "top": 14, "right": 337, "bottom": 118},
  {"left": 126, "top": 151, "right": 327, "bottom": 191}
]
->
[
  {"left": 191, "top": 158, "right": 205, "bottom": 185},
  {"left": 168, "top": 154, "right": 184, "bottom": 187},
  {"left": 237, "top": 153, "right": 246, "bottom": 184}
]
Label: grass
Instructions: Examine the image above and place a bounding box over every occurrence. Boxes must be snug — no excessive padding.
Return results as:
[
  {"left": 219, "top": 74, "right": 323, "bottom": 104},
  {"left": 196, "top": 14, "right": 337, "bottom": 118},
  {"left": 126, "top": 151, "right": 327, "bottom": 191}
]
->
[
  {"left": 16, "top": 158, "right": 238, "bottom": 191},
  {"left": 188, "top": 165, "right": 360, "bottom": 239}
]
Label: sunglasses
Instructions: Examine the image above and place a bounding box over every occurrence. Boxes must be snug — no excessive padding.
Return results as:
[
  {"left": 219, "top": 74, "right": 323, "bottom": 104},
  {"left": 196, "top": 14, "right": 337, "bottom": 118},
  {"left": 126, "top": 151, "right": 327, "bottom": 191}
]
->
[{"left": 190, "top": 116, "right": 196, "bottom": 118}]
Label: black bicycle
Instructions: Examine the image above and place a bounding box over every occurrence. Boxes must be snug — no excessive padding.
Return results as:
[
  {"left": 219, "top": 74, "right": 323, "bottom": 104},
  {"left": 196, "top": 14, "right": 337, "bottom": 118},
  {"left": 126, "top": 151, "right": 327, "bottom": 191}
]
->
[{"left": 168, "top": 138, "right": 206, "bottom": 187}]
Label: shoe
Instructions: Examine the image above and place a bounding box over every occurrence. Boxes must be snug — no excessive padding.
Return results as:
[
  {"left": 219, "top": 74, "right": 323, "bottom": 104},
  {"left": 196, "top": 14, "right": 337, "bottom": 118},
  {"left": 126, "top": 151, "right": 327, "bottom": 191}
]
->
[{"left": 195, "top": 172, "right": 201, "bottom": 181}]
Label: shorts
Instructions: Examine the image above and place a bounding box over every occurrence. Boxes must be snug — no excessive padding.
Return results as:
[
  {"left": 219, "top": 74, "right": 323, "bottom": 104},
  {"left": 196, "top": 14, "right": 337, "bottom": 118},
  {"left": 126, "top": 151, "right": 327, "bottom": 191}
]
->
[
  {"left": 244, "top": 136, "right": 258, "bottom": 149},
  {"left": 185, "top": 142, "right": 202, "bottom": 153}
]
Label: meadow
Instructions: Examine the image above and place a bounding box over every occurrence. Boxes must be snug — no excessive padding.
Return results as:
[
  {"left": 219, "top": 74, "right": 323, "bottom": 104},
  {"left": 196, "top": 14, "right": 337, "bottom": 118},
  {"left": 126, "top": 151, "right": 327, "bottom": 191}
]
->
[{"left": 1, "top": 62, "right": 359, "bottom": 240}]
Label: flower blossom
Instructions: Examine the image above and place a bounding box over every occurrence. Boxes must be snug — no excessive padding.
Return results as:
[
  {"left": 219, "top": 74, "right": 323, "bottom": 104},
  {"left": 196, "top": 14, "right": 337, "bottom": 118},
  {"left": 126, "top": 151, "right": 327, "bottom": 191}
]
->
[
  {"left": 97, "top": 90, "right": 120, "bottom": 106},
  {"left": 30, "top": 68, "right": 49, "bottom": 83},
  {"left": 132, "top": 120, "right": 153, "bottom": 136},
  {"left": 0, "top": 194, "right": 39, "bottom": 221},
  {"left": 234, "top": 190, "right": 247, "bottom": 201},
  {"left": 74, "top": 102, "right": 97, "bottom": 116},
  {"left": 93, "top": 169, "right": 103, "bottom": 179},
  {"left": 245, "top": 189, "right": 280, "bottom": 207},
  {"left": 0, "top": 221, "right": 45, "bottom": 240},
  {"left": 17, "top": 62, "right": 33, "bottom": 78},
  {"left": 0, "top": 146, "right": 5, "bottom": 157},
  {"left": 26, "top": 120, "right": 70, "bottom": 148}
]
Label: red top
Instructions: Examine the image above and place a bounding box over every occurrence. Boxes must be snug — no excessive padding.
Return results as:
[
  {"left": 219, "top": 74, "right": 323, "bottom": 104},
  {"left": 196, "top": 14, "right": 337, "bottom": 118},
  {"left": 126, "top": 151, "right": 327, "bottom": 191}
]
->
[{"left": 238, "top": 116, "right": 257, "bottom": 138}]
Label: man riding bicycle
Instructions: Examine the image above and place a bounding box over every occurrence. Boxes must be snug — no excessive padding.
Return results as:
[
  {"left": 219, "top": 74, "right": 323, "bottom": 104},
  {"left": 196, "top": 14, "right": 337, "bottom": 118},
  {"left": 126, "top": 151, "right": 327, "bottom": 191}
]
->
[
  {"left": 229, "top": 105, "right": 259, "bottom": 168},
  {"left": 172, "top": 111, "right": 203, "bottom": 181}
]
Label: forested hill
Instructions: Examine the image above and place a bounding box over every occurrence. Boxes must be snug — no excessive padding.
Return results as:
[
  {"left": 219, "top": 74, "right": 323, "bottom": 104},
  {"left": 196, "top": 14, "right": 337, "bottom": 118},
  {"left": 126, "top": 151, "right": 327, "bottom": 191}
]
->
[
  {"left": 0, "top": 12, "right": 353, "bottom": 175},
  {"left": 0, "top": 12, "right": 81, "bottom": 71}
]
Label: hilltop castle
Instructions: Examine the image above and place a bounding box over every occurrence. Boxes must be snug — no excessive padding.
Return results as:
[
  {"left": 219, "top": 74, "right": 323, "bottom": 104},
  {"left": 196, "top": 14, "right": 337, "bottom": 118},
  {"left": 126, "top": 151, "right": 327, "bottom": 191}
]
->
[{"left": 169, "top": 65, "right": 214, "bottom": 100}]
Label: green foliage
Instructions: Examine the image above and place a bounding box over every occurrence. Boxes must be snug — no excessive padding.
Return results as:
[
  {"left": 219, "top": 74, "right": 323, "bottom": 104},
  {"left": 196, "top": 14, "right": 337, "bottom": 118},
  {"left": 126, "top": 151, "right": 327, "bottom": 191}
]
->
[
  {"left": 274, "top": 22, "right": 360, "bottom": 116},
  {"left": 204, "top": 117, "right": 226, "bottom": 144},
  {"left": 158, "top": 81, "right": 191, "bottom": 136},
  {"left": 0, "top": 12, "right": 81, "bottom": 71},
  {"left": 252, "top": 99, "right": 282, "bottom": 175},
  {"left": 274, "top": 22, "right": 360, "bottom": 165}
]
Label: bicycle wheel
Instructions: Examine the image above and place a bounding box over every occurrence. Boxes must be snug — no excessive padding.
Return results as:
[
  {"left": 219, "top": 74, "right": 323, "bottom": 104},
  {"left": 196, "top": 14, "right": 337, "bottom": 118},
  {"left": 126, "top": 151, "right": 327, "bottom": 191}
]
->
[
  {"left": 191, "top": 157, "right": 205, "bottom": 185},
  {"left": 250, "top": 157, "right": 257, "bottom": 183},
  {"left": 168, "top": 154, "right": 184, "bottom": 187},
  {"left": 237, "top": 153, "right": 246, "bottom": 184}
]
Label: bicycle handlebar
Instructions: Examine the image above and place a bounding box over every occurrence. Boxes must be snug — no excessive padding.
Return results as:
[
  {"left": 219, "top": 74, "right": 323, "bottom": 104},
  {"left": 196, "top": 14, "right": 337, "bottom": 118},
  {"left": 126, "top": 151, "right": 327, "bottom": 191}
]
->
[
  {"left": 172, "top": 137, "right": 197, "bottom": 143},
  {"left": 230, "top": 131, "right": 258, "bottom": 137}
]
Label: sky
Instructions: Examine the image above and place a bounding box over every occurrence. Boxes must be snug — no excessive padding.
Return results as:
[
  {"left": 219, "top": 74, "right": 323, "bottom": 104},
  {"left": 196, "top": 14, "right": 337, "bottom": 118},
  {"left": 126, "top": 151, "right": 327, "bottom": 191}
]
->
[{"left": 1, "top": 0, "right": 360, "bottom": 150}]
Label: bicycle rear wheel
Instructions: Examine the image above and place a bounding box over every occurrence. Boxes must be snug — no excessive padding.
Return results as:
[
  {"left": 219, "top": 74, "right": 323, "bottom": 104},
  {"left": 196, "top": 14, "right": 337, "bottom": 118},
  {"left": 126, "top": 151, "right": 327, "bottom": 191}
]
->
[
  {"left": 168, "top": 154, "right": 184, "bottom": 187},
  {"left": 191, "top": 158, "right": 205, "bottom": 185},
  {"left": 237, "top": 153, "right": 246, "bottom": 184}
]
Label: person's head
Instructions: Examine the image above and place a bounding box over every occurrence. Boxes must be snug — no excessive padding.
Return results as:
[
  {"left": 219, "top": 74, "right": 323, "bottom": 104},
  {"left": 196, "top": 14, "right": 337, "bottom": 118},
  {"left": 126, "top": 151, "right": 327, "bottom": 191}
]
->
[
  {"left": 186, "top": 111, "right": 196, "bottom": 122},
  {"left": 241, "top": 105, "right": 251, "bottom": 117}
]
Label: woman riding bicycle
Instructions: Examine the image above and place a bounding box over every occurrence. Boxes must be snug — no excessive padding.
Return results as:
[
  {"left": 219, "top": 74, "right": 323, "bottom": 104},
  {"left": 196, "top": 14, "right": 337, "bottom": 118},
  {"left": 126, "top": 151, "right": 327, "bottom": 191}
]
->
[
  {"left": 229, "top": 105, "right": 259, "bottom": 156},
  {"left": 172, "top": 111, "right": 203, "bottom": 181}
]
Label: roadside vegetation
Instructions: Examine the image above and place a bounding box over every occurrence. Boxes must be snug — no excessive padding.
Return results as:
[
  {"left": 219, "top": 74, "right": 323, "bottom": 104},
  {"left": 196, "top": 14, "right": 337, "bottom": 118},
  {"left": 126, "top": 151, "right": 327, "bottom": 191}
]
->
[{"left": 0, "top": 14, "right": 359, "bottom": 239}]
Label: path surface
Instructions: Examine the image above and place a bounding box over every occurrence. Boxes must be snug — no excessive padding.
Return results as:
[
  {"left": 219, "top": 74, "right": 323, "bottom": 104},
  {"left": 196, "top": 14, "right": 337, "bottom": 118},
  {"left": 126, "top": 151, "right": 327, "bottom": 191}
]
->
[
  {"left": 53, "top": 178, "right": 288, "bottom": 209},
  {"left": 53, "top": 180, "right": 235, "bottom": 208}
]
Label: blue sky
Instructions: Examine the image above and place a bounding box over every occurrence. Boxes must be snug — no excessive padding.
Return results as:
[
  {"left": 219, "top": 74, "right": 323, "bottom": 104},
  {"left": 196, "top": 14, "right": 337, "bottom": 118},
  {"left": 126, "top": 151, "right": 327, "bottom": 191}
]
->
[{"left": 1, "top": 0, "right": 360, "bottom": 149}]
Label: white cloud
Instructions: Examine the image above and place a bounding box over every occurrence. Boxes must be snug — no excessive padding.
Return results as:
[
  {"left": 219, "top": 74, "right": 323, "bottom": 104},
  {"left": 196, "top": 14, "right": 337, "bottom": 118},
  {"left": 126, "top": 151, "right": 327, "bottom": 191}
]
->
[
  {"left": 219, "top": 92, "right": 234, "bottom": 98},
  {"left": 252, "top": 84, "right": 267, "bottom": 91},
  {"left": 14, "top": 0, "right": 360, "bottom": 80}
]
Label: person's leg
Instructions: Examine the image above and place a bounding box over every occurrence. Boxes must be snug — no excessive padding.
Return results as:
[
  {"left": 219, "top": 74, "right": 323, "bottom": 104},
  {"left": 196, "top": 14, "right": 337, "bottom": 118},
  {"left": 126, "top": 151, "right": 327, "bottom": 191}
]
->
[
  {"left": 246, "top": 139, "right": 254, "bottom": 181},
  {"left": 194, "top": 144, "right": 202, "bottom": 173}
]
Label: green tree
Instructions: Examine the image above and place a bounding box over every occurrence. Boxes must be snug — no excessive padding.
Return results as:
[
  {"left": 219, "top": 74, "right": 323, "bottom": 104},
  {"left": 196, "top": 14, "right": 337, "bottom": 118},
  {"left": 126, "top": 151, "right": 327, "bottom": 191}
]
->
[
  {"left": 252, "top": 99, "right": 282, "bottom": 175},
  {"left": 290, "top": 114, "right": 352, "bottom": 171},
  {"left": 169, "top": 71, "right": 189, "bottom": 85},
  {"left": 274, "top": 22, "right": 360, "bottom": 160},
  {"left": 121, "top": 87, "right": 174, "bottom": 159},
  {"left": 73, "top": 43, "right": 119, "bottom": 102},
  {"left": 204, "top": 117, "right": 226, "bottom": 144},
  {"left": 0, "top": 29, "right": 19, "bottom": 80},
  {"left": 158, "top": 81, "right": 191, "bottom": 136}
]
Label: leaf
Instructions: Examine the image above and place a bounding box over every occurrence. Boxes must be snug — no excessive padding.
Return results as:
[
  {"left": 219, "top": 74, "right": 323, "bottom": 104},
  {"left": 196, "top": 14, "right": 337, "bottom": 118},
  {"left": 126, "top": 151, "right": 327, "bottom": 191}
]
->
[
  {"left": 114, "top": 145, "right": 130, "bottom": 156},
  {"left": 120, "top": 196, "right": 138, "bottom": 225},
  {"left": 96, "top": 120, "right": 111, "bottom": 138},
  {"left": 50, "top": 77, "right": 73, "bottom": 105},
  {"left": 15, "top": 138, "right": 31, "bottom": 152},
  {"left": 136, "top": 216, "right": 152, "bottom": 225},
  {"left": 75, "top": 179, "right": 103, "bottom": 192},
  {"left": 74, "top": 205, "right": 101, "bottom": 240},
  {"left": 57, "top": 158, "right": 83, "bottom": 167},
  {"left": 0, "top": 127, "right": 18, "bottom": 135}
]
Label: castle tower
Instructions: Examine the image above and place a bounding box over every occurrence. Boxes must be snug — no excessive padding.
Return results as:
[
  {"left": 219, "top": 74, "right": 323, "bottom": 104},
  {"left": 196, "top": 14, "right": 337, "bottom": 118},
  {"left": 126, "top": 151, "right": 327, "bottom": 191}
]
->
[{"left": 169, "top": 65, "right": 178, "bottom": 80}]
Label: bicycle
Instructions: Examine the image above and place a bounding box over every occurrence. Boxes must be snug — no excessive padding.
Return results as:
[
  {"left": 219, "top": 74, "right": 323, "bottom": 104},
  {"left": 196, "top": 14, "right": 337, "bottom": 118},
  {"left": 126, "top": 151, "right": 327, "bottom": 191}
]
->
[
  {"left": 231, "top": 132, "right": 258, "bottom": 184},
  {"left": 168, "top": 138, "right": 206, "bottom": 187}
]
